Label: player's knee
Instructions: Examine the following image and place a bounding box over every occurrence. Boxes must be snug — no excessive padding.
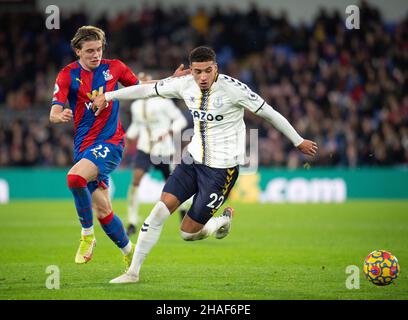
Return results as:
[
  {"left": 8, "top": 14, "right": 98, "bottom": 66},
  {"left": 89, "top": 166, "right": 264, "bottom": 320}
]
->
[
  {"left": 96, "top": 209, "right": 112, "bottom": 221},
  {"left": 160, "top": 193, "right": 180, "bottom": 213},
  {"left": 180, "top": 230, "right": 203, "bottom": 241},
  {"left": 94, "top": 195, "right": 112, "bottom": 217},
  {"left": 94, "top": 204, "right": 112, "bottom": 219},
  {"left": 67, "top": 174, "right": 87, "bottom": 189}
]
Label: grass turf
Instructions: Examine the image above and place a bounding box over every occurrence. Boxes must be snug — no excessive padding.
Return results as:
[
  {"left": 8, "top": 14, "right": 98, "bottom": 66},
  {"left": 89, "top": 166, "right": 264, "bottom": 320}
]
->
[{"left": 0, "top": 200, "right": 407, "bottom": 300}]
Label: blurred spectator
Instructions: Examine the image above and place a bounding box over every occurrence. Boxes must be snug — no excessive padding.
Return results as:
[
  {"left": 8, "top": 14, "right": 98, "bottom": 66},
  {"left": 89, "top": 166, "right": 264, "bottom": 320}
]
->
[{"left": 0, "top": 117, "right": 73, "bottom": 167}]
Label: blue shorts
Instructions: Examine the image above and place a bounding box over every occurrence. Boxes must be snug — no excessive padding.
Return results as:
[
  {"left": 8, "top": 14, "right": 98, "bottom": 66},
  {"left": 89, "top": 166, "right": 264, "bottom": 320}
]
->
[
  {"left": 74, "top": 142, "right": 123, "bottom": 193},
  {"left": 163, "top": 154, "right": 239, "bottom": 224},
  {"left": 133, "top": 150, "right": 171, "bottom": 180}
]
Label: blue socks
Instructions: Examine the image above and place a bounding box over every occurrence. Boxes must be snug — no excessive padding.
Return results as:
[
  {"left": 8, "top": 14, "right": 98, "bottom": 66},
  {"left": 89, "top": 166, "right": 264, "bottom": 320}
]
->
[
  {"left": 67, "top": 174, "right": 129, "bottom": 249},
  {"left": 98, "top": 212, "right": 130, "bottom": 249},
  {"left": 67, "top": 174, "right": 93, "bottom": 228}
]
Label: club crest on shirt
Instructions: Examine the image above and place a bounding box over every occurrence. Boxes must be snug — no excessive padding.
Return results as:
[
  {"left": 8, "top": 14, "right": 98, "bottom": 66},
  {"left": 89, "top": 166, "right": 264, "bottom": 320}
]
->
[
  {"left": 103, "top": 69, "right": 113, "bottom": 81},
  {"left": 214, "top": 97, "right": 223, "bottom": 107}
]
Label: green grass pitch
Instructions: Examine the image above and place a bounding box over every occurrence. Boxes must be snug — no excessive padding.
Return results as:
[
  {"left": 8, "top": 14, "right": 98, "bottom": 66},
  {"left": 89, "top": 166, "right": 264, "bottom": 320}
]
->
[{"left": 0, "top": 200, "right": 407, "bottom": 300}]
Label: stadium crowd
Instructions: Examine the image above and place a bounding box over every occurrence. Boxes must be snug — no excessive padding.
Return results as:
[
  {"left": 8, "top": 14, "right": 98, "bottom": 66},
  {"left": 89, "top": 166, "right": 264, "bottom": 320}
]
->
[{"left": 0, "top": 1, "right": 407, "bottom": 168}]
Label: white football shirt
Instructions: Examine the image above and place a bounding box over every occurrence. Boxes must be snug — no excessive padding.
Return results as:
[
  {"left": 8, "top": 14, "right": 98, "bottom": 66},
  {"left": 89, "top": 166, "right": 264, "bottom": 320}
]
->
[{"left": 153, "top": 74, "right": 266, "bottom": 168}]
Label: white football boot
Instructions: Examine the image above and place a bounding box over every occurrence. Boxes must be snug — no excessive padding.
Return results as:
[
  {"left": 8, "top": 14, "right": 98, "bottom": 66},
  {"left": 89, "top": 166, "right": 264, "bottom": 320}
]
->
[
  {"left": 215, "top": 207, "right": 234, "bottom": 239},
  {"left": 109, "top": 272, "right": 139, "bottom": 284}
]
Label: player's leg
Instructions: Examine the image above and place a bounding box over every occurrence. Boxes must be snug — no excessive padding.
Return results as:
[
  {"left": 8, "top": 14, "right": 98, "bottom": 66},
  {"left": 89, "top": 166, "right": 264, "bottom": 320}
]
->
[
  {"left": 110, "top": 159, "right": 197, "bottom": 283},
  {"left": 67, "top": 158, "right": 98, "bottom": 263},
  {"left": 126, "top": 168, "right": 146, "bottom": 235},
  {"left": 92, "top": 186, "right": 134, "bottom": 270},
  {"left": 157, "top": 161, "right": 188, "bottom": 220},
  {"left": 178, "top": 197, "right": 193, "bottom": 220},
  {"left": 83, "top": 142, "right": 134, "bottom": 266},
  {"left": 180, "top": 207, "right": 235, "bottom": 240},
  {"left": 180, "top": 165, "right": 239, "bottom": 241},
  {"left": 127, "top": 150, "right": 152, "bottom": 235}
]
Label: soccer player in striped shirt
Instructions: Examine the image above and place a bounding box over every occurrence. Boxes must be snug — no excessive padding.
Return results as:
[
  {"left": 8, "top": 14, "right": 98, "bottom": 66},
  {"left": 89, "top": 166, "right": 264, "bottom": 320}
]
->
[
  {"left": 49, "top": 26, "right": 188, "bottom": 271},
  {"left": 93, "top": 46, "right": 318, "bottom": 283}
]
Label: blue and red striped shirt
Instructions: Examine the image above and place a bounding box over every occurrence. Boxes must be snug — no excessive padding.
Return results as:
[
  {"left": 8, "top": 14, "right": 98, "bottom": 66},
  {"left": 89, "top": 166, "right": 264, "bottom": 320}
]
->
[{"left": 52, "top": 59, "right": 139, "bottom": 158}]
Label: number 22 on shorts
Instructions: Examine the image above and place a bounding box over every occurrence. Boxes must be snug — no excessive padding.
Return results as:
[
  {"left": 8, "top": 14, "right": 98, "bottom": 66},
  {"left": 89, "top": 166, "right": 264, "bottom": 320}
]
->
[{"left": 207, "top": 193, "right": 224, "bottom": 210}]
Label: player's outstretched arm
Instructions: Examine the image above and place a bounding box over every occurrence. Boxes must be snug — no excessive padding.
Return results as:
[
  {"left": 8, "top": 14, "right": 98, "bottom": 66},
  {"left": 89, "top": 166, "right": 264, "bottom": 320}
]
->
[
  {"left": 92, "top": 83, "right": 157, "bottom": 116},
  {"left": 49, "top": 104, "right": 73, "bottom": 124},
  {"left": 256, "top": 104, "right": 318, "bottom": 157}
]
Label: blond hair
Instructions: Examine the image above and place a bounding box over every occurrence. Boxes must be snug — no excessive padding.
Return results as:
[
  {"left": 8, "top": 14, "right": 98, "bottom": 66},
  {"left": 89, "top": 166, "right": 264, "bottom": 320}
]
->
[{"left": 70, "top": 26, "right": 106, "bottom": 52}]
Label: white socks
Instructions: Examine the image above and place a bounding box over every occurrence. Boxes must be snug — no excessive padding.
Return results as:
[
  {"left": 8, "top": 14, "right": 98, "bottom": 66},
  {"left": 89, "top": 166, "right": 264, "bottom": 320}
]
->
[
  {"left": 126, "top": 202, "right": 229, "bottom": 276},
  {"left": 127, "top": 184, "right": 140, "bottom": 225},
  {"left": 180, "top": 215, "right": 228, "bottom": 241},
  {"left": 81, "top": 226, "right": 94, "bottom": 236},
  {"left": 120, "top": 241, "right": 133, "bottom": 256},
  {"left": 128, "top": 201, "right": 171, "bottom": 276}
]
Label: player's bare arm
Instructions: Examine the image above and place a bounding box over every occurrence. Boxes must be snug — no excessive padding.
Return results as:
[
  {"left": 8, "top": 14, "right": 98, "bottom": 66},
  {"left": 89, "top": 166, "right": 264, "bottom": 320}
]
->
[
  {"left": 49, "top": 104, "right": 73, "bottom": 123},
  {"left": 92, "top": 83, "right": 156, "bottom": 115},
  {"left": 93, "top": 64, "right": 189, "bottom": 115},
  {"left": 254, "top": 104, "right": 318, "bottom": 157}
]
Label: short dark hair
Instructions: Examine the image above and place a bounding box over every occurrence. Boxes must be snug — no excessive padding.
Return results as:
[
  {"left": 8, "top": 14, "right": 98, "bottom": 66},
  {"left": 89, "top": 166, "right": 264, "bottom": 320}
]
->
[{"left": 189, "top": 46, "right": 216, "bottom": 64}]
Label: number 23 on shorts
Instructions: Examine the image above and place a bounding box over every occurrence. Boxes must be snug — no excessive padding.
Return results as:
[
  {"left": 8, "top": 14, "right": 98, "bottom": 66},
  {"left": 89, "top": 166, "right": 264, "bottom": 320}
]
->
[{"left": 90, "top": 144, "right": 110, "bottom": 159}]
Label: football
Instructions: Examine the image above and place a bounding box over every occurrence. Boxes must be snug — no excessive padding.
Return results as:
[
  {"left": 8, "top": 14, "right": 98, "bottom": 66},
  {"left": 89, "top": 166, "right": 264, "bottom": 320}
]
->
[{"left": 363, "top": 250, "right": 400, "bottom": 286}]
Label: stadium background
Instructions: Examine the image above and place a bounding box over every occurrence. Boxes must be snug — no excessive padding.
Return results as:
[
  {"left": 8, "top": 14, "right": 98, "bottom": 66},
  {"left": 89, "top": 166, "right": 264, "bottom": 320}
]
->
[
  {"left": 1, "top": 0, "right": 408, "bottom": 203},
  {"left": 0, "top": 0, "right": 407, "bottom": 301}
]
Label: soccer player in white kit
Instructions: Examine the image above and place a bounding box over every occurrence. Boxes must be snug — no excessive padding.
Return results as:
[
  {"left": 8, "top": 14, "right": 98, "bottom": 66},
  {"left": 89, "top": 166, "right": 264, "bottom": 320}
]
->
[
  {"left": 93, "top": 46, "right": 318, "bottom": 283},
  {"left": 125, "top": 73, "right": 190, "bottom": 235}
]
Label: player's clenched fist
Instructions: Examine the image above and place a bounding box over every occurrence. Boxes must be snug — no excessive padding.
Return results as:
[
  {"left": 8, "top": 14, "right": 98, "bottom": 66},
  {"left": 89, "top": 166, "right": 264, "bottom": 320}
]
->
[
  {"left": 59, "top": 108, "right": 73, "bottom": 122},
  {"left": 297, "top": 139, "right": 318, "bottom": 157}
]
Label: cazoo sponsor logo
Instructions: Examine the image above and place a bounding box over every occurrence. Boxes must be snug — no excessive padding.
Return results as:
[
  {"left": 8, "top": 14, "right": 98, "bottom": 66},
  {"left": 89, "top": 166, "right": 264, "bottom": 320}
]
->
[{"left": 190, "top": 110, "right": 224, "bottom": 122}]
